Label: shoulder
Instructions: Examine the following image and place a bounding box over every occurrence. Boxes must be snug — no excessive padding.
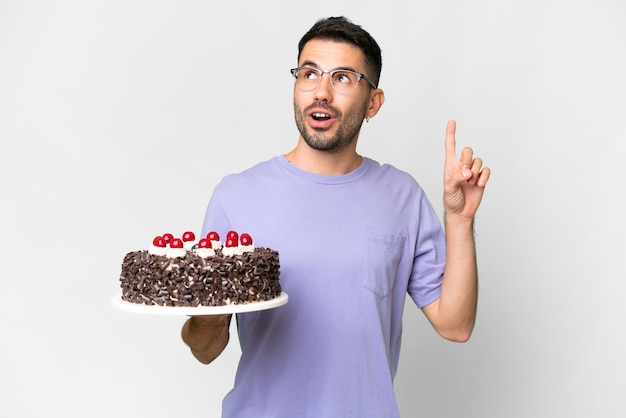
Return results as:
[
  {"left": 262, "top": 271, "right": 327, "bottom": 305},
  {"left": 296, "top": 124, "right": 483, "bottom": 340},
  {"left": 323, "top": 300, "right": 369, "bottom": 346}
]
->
[
  {"left": 363, "top": 158, "right": 423, "bottom": 190},
  {"left": 216, "top": 157, "right": 282, "bottom": 188}
]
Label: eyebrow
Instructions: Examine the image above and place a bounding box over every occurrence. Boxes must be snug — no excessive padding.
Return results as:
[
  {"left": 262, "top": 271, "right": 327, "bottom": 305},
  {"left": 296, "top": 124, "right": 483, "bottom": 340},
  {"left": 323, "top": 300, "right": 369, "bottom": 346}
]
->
[{"left": 299, "top": 60, "right": 360, "bottom": 74}]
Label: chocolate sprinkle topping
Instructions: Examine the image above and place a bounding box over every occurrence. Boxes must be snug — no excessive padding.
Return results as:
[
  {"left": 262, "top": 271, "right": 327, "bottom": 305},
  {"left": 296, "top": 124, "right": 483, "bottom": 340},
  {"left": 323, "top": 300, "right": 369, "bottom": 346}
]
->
[{"left": 119, "top": 248, "right": 281, "bottom": 307}]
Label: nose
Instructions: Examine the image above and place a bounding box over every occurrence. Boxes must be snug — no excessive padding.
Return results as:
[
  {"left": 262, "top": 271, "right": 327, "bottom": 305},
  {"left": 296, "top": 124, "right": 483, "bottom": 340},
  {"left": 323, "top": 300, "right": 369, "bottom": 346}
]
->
[{"left": 313, "top": 72, "right": 333, "bottom": 102}]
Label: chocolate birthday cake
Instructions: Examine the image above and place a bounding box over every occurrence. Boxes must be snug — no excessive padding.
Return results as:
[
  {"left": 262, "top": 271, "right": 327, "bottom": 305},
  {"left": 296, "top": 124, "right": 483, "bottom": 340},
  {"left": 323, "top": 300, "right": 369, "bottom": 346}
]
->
[{"left": 118, "top": 230, "right": 281, "bottom": 307}]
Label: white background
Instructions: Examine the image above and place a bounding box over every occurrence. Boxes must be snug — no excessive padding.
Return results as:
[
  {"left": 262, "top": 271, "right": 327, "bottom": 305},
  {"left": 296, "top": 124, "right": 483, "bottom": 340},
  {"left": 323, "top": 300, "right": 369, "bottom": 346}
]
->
[{"left": 1, "top": 0, "right": 625, "bottom": 417}]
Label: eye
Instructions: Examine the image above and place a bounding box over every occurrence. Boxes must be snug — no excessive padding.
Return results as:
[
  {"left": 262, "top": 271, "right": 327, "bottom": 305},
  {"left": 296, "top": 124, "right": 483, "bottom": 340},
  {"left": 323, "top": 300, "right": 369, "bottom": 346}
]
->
[
  {"left": 333, "top": 71, "right": 356, "bottom": 84},
  {"left": 300, "top": 69, "right": 320, "bottom": 80}
]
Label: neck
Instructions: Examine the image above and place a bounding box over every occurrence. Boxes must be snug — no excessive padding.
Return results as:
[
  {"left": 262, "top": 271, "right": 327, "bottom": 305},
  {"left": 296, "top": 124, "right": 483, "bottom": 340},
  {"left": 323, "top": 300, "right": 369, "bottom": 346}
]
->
[{"left": 284, "top": 138, "right": 362, "bottom": 175}]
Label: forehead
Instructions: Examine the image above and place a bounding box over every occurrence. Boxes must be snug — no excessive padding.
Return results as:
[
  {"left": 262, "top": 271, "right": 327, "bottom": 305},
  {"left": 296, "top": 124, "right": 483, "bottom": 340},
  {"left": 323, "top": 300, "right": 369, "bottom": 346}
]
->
[{"left": 298, "top": 39, "right": 366, "bottom": 72}]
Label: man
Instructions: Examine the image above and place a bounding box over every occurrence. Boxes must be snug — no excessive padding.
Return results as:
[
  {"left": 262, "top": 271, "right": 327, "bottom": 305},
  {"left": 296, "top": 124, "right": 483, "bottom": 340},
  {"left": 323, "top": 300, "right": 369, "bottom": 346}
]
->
[{"left": 182, "top": 16, "right": 490, "bottom": 417}]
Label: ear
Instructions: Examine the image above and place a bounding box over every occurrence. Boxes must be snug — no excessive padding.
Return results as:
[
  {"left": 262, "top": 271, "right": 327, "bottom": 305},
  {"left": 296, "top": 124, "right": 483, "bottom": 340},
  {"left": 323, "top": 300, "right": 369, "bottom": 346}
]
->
[{"left": 366, "top": 88, "right": 385, "bottom": 119}]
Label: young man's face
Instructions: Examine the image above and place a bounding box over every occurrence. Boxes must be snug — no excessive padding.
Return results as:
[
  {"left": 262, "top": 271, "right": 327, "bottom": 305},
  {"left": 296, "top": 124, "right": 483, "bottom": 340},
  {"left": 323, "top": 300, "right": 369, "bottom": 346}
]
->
[{"left": 293, "top": 39, "right": 374, "bottom": 153}]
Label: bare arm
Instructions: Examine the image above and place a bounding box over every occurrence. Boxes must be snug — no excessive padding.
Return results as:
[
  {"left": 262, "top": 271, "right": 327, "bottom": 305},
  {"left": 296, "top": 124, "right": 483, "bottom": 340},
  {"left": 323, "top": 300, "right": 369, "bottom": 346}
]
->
[
  {"left": 181, "top": 314, "right": 232, "bottom": 364},
  {"left": 422, "top": 120, "right": 490, "bottom": 342}
]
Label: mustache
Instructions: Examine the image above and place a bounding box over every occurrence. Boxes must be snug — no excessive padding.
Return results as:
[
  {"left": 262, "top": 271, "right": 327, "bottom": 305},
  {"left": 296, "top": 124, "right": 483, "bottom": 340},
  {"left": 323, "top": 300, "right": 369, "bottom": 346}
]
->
[{"left": 304, "top": 101, "right": 340, "bottom": 117}]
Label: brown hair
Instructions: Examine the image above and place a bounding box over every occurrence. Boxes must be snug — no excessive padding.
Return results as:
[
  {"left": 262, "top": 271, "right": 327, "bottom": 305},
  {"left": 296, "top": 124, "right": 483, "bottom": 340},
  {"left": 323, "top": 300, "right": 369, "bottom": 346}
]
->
[{"left": 297, "top": 16, "right": 382, "bottom": 88}]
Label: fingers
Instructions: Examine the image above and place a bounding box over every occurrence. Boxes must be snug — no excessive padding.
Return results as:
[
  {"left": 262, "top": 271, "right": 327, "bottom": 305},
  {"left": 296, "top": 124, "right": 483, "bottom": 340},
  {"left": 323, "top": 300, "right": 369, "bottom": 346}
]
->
[
  {"left": 460, "top": 147, "right": 473, "bottom": 167},
  {"left": 464, "top": 154, "right": 483, "bottom": 185},
  {"left": 445, "top": 120, "right": 457, "bottom": 160},
  {"left": 476, "top": 166, "right": 491, "bottom": 187},
  {"left": 444, "top": 119, "right": 490, "bottom": 187},
  {"left": 446, "top": 120, "right": 474, "bottom": 170},
  {"left": 465, "top": 157, "right": 491, "bottom": 187},
  {"left": 189, "top": 313, "right": 232, "bottom": 326}
]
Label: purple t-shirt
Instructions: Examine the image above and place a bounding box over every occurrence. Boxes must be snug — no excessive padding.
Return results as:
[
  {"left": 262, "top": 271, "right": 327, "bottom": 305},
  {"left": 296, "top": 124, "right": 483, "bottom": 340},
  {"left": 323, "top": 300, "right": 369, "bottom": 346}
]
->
[{"left": 201, "top": 156, "right": 445, "bottom": 418}]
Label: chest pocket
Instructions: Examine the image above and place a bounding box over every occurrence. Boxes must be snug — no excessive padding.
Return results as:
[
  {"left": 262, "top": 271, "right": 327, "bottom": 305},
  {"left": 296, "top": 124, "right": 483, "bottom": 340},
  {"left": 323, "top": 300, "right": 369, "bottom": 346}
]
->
[{"left": 364, "top": 232, "right": 406, "bottom": 298}]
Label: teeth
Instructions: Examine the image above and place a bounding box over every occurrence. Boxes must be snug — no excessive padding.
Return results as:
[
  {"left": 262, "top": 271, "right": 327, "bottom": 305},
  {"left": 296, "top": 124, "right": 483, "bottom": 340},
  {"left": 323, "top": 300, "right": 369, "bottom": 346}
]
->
[{"left": 312, "top": 113, "right": 330, "bottom": 119}]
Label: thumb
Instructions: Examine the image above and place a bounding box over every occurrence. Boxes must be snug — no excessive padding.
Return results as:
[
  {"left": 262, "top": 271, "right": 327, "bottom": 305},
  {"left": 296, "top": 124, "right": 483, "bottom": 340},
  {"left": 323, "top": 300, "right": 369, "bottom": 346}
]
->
[{"left": 445, "top": 164, "right": 471, "bottom": 193}]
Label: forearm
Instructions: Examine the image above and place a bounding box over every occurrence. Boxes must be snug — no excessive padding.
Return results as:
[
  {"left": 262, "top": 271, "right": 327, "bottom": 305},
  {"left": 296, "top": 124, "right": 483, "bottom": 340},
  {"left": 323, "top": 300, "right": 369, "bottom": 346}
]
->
[
  {"left": 430, "top": 119, "right": 489, "bottom": 342},
  {"left": 181, "top": 314, "right": 232, "bottom": 364},
  {"left": 430, "top": 214, "right": 478, "bottom": 342}
]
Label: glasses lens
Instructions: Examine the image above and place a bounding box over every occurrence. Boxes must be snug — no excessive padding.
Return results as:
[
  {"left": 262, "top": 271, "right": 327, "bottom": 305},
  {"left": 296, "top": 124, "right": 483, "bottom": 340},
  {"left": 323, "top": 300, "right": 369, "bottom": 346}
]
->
[
  {"left": 294, "top": 68, "right": 320, "bottom": 91},
  {"left": 330, "top": 71, "right": 358, "bottom": 93}
]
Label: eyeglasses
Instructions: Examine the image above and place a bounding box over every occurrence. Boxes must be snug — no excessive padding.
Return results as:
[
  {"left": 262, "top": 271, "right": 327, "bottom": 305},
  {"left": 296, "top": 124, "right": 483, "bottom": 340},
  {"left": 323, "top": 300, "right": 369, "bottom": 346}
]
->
[{"left": 290, "top": 67, "right": 377, "bottom": 93}]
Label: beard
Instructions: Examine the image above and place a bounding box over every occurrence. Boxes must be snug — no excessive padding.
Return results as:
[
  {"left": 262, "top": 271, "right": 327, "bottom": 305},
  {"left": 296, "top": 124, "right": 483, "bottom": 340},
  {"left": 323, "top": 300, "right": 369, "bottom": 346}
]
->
[{"left": 294, "top": 101, "right": 367, "bottom": 153}]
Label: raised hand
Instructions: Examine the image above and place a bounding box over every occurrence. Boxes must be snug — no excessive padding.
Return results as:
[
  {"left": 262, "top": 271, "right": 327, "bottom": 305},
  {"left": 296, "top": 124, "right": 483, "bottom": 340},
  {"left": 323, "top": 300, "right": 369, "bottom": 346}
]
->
[{"left": 443, "top": 120, "right": 490, "bottom": 220}]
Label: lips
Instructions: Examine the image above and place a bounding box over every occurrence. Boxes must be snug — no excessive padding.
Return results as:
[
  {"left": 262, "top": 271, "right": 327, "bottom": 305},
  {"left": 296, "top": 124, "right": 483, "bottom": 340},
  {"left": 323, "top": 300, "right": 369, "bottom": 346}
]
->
[{"left": 306, "top": 105, "right": 336, "bottom": 128}]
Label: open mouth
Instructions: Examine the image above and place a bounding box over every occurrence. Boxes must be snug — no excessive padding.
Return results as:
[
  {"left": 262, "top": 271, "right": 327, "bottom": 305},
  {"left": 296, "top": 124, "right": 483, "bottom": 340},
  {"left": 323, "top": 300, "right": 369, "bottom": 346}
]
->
[{"left": 311, "top": 112, "right": 331, "bottom": 121}]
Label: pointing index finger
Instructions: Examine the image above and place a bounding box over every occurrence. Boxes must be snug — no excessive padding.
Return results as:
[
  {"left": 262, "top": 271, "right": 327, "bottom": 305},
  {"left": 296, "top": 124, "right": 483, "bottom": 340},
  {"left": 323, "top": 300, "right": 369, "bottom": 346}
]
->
[{"left": 445, "top": 119, "right": 457, "bottom": 160}]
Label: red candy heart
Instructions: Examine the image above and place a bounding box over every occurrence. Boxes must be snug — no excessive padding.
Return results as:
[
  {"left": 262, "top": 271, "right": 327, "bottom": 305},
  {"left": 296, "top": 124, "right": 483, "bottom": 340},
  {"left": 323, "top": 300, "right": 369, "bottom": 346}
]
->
[
  {"left": 162, "top": 233, "right": 174, "bottom": 244},
  {"left": 152, "top": 236, "right": 166, "bottom": 247},
  {"left": 207, "top": 231, "right": 220, "bottom": 241},
  {"left": 198, "top": 238, "right": 212, "bottom": 248},
  {"left": 240, "top": 233, "right": 253, "bottom": 246},
  {"left": 170, "top": 238, "right": 183, "bottom": 248}
]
